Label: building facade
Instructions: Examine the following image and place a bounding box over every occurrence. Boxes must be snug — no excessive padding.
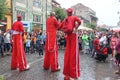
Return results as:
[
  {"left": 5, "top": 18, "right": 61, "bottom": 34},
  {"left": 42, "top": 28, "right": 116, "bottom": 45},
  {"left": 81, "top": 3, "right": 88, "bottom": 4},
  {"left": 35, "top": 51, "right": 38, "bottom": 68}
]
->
[
  {"left": 2, "top": 0, "right": 12, "bottom": 31},
  {"left": 12, "top": 0, "right": 52, "bottom": 32},
  {"left": 42, "top": 0, "right": 52, "bottom": 31},
  {"left": 52, "top": 0, "right": 61, "bottom": 11},
  {"left": 71, "top": 3, "right": 98, "bottom": 27}
]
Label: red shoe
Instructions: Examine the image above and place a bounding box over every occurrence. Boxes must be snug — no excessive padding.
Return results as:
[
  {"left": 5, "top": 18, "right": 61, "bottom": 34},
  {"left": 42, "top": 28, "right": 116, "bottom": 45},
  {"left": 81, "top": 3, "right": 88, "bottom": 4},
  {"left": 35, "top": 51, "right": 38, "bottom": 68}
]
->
[
  {"left": 25, "top": 65, "right": 30, "bottom": 70},
  {"left": 51, "top": 68, "right": 60, "bottom": 72},
  {"left": 51, "top": 66, "right": 60, "bottom": 72},
  {"left": 64, "top": 76, "right": 70, "bottom": 80}
]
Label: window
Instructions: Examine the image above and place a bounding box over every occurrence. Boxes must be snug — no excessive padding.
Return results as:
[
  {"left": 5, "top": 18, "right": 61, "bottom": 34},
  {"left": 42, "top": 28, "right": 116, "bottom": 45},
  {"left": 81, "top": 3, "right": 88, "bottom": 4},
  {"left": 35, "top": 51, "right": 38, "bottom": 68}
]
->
[
  {"left": 16, "top": 10, "right": 26, "bottom": 21},
  {"left": 33, "top": 14, "right": 41, "bottom": 22},
  {"left": 33, "top": 0, "right": 41, "bottom": 8}
]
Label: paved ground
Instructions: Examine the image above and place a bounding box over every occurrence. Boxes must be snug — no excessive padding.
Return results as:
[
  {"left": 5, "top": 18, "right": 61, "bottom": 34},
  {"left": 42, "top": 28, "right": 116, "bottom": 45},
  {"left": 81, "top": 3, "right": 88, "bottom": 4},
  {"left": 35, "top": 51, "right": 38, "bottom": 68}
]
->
[{"left": 0, "top": 50, "right": 120, "bottom": 80}]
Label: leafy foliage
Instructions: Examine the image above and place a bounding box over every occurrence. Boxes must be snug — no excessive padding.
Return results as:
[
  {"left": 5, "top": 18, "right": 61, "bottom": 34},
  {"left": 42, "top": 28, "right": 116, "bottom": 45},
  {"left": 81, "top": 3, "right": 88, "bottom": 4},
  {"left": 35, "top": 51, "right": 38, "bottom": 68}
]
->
[
  {"left": 87, "top": 22, "right": 97, "bottom": 29},
  {"left": 0, "top": 0, "right": 8, "bottom": 20},
  {"left": 54, "top": 8, "right": 67, "bottom": 21}
]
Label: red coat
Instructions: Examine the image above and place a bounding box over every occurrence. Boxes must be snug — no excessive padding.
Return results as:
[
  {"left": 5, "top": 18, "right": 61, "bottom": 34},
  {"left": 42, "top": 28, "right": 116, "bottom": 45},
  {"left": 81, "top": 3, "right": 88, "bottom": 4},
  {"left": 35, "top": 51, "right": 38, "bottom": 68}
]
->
[
  {"left": 11, "top": 21, "right": 27, "bottom": 71},
  {"left": 12, "top": 21, "right": 24, "bottom": 32},
  {"left": 43, "top": 16, "right": 60, "bottom": 71},
  {"left": 60, "top": 16, "right": 81, "bottom": 33},
  {"left": 93, "top": 38, "right": 100, "bottom": 51},
  {"left": 46, "top": 16, "right": 60, "bottom": 51},
  {"left": 46, "top": 16, "right": 60, "bottom": 32},
  {"left": 102, "top": 48, "right": 108, "bottom": 55},
  {"left": 63, "top": 15, "right": 81, "bottom": 78}
]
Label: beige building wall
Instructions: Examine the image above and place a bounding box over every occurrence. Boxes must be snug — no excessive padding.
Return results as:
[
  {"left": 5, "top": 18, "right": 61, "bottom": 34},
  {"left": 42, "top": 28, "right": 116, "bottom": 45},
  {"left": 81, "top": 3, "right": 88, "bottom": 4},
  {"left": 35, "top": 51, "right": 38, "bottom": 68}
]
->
[{"left": 5, "top": 0, "right": 12, "bottom": 30}]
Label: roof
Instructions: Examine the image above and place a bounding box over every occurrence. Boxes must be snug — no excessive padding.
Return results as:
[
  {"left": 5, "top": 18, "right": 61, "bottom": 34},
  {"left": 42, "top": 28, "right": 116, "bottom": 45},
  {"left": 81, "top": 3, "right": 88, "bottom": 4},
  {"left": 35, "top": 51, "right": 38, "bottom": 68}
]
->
[{"left": 52, "top": 0, "right": 60, "bottom": 5}]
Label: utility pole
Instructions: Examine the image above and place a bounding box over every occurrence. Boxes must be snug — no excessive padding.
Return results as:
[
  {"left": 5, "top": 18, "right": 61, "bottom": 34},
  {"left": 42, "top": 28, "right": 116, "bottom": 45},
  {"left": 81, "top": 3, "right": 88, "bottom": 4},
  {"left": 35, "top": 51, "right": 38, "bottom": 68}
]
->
[{"left": 46, "top": 0, "right": 47, "bottom": 19}]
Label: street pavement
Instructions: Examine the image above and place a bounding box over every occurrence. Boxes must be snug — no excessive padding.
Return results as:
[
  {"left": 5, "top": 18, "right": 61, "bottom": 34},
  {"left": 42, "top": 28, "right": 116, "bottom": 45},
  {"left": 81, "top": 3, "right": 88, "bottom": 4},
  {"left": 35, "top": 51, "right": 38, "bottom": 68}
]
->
[{"left": 0, "top": 50, "right": 120, "bottom": 80}]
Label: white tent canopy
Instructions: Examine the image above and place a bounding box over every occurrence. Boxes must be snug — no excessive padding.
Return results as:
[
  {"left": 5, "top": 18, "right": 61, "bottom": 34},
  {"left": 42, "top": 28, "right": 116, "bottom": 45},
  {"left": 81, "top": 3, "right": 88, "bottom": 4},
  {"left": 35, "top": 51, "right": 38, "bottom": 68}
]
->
[
  {"left": 111, "top": 27, "right": 120, "bottom": 30},
  {"left": 78, "top": 26, "right": 93, "bottom": 30}
]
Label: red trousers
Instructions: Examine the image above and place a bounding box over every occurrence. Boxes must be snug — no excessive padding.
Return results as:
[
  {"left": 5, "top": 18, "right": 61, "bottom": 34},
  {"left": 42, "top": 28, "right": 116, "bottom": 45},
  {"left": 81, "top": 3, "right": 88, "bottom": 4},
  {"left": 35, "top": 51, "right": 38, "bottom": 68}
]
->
[
  {"left": 43, "top": 39, "right": 59, "bottom": 71},
  {"left": 63, "top": 33, "right": 80, "bottom": 78},
  {"left": 11, "top": 34, "right": 27, "bottom": 71}
]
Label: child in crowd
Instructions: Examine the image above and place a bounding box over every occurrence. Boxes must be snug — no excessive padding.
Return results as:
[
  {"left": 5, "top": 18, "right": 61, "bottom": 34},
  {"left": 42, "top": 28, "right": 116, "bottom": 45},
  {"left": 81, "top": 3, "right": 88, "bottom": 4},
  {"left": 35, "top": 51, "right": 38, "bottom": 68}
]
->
[{"left": 26, "top": 37, "right": 31, "bottom": 54}]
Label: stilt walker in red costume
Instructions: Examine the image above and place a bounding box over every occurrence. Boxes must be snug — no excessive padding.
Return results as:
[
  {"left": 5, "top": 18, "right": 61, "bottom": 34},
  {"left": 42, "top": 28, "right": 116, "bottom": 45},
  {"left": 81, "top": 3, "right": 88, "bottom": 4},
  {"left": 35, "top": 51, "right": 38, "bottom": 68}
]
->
[
  {"left": 11, "top": 15, "right": 30, "bottom": 71},
  {"left": 43, "top": 12, "right": 60, "bottom": 72},
  {"left": 61, "top": 8, "right": 81, "bottom": 80}
]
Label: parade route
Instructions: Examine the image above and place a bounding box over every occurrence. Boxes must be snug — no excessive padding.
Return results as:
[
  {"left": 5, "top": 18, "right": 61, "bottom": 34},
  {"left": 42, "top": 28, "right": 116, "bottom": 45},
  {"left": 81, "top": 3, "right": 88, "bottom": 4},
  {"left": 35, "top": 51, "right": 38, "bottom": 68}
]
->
[{"left": 0, "top": 50, "right": 120, "bottom": 80}]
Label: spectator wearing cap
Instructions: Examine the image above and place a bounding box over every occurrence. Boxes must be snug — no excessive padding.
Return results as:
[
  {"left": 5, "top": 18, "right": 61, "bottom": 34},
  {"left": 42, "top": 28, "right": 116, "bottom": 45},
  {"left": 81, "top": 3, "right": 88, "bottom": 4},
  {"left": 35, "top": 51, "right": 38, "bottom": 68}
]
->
[
  {"left": 60, "top": 8, "right": 81, "bottom": 80},
  {"left": 11, "top": 15, "right": 30, "bottom": 71}
]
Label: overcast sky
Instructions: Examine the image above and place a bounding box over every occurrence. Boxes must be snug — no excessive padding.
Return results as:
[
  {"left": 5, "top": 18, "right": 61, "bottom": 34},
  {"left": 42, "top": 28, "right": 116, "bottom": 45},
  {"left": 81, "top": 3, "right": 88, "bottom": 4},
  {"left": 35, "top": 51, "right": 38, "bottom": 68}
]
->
[{"left": 56, "top": 0, "right": 120, "bottom": 26}]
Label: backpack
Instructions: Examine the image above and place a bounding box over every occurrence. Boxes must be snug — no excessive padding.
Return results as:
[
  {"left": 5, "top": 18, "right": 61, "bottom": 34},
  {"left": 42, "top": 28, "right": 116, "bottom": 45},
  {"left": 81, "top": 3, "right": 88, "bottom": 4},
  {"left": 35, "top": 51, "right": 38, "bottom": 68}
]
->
[{"left": 61, "top": 18, "right": 73, "bottom": 33}]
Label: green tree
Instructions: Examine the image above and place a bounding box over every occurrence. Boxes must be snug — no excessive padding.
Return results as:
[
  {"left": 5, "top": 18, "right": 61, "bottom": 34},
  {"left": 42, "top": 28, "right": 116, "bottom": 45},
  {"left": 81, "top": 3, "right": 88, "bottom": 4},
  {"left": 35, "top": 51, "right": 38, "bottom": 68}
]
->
[
  {"left": 87, "top": 22, "right": 97, "bottom": 29},
  {"left": 54, "top": 8, "right": 67, "bottom": 21},
  {"left": 0, "top": 0, "right": 8, "bottom": 21}
]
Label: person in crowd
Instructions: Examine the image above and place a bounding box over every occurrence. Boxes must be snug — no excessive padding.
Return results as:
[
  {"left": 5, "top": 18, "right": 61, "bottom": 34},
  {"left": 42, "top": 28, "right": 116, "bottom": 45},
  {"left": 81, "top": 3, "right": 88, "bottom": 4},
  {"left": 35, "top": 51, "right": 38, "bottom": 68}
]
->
[
  {"left": 30, "top": 33, "right": 36, "bottom": 53},
  {"left": 26, "top": 37, "right": 31, "bottom": 54},
  {"left": 0, "top": 30, "right": 4, "bottom": 57},
  {"left": 78, "top": 31, "right": 82, "bottom": 51},
  {"left": 92, "top": 35, "right": 100, "bottom": 58},
  {"left": 107, "top": 30, "right": 113, "bottom": 46},
  {"left": 61, "top": 8, "right": 81, "bottom": 80},
  {"left": 11, "top": 15, "right": 30, "bottom": 71},
  {"left": 115, "top": 32, "right": 120, "bottom": 74},
  {"left": 99, "top": 32, "right": 107, "bottom": 47},
  {"left": 60, "top": 34, "right": 66, "bottom": 49},
  {"left": 36, "top": 31, "right": 44, "bottom": 56},
  {"left": 43, "top": 12, "right": 61, "bottom": 72},
  {"left": 4, "top": 30, "right": 11, "bottom": 56},
  {"left": 89, "top": 31, "right": 96, "bottom": 54},
  {"left": 23, "top": 32, "right": 27, "bottom": 53},
  {"left": 43, "top": 32, "right": 46, "bottom": 46},
  {"left": 110, "top": 32, "right": 118, "bottom": 61},
  {"left": 82, "top": 32, "right": 89, "bottom": 54}
]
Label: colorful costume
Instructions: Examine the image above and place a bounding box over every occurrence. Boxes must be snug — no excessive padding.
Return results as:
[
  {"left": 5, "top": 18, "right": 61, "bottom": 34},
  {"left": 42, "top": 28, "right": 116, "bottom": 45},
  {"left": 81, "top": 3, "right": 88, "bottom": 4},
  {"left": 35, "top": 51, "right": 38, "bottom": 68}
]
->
[
  {"left": 62, "top": 8, "right": 81, "bottom": 79},
  {"left": 11, "top": 15, "right": 29, "bottom": 71},
  {"left": 43, "top": 14, "right": 60, "bottom": 72}
]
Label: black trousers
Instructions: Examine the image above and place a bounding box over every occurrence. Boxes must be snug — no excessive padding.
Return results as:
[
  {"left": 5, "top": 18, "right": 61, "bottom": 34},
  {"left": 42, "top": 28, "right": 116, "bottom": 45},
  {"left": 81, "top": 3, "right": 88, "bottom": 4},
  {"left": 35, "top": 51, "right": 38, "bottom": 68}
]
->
[
  {"left": 0, "top": 44, "right": 4, "bottom": 56},
  {"left": 95, "top": 53, "right": 108, "bottom": 61}
]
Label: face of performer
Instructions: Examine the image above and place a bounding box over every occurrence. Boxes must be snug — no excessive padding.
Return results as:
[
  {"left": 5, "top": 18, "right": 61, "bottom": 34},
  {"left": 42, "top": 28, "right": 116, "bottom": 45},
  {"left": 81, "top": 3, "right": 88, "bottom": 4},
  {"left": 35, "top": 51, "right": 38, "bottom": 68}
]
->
[
  {"left": 67, "top": 12, "right": 72, "bottom": 16},
  {"left": 17, "top": 15, "right": 22, "bottom": 21},
  {"left": 17, "top": 17, "right": 22, "bottom": 21}
]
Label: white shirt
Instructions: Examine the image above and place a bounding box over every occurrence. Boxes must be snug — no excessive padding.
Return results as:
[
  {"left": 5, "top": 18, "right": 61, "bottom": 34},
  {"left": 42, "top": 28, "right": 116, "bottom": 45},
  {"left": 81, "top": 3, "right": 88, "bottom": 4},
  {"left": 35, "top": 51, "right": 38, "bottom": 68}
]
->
[
  {"left": 4, "top": 33, "right": 11, "bottom": 43},
  {"left": 99, "top": 36, "right": 107, "bottom": 45}
]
